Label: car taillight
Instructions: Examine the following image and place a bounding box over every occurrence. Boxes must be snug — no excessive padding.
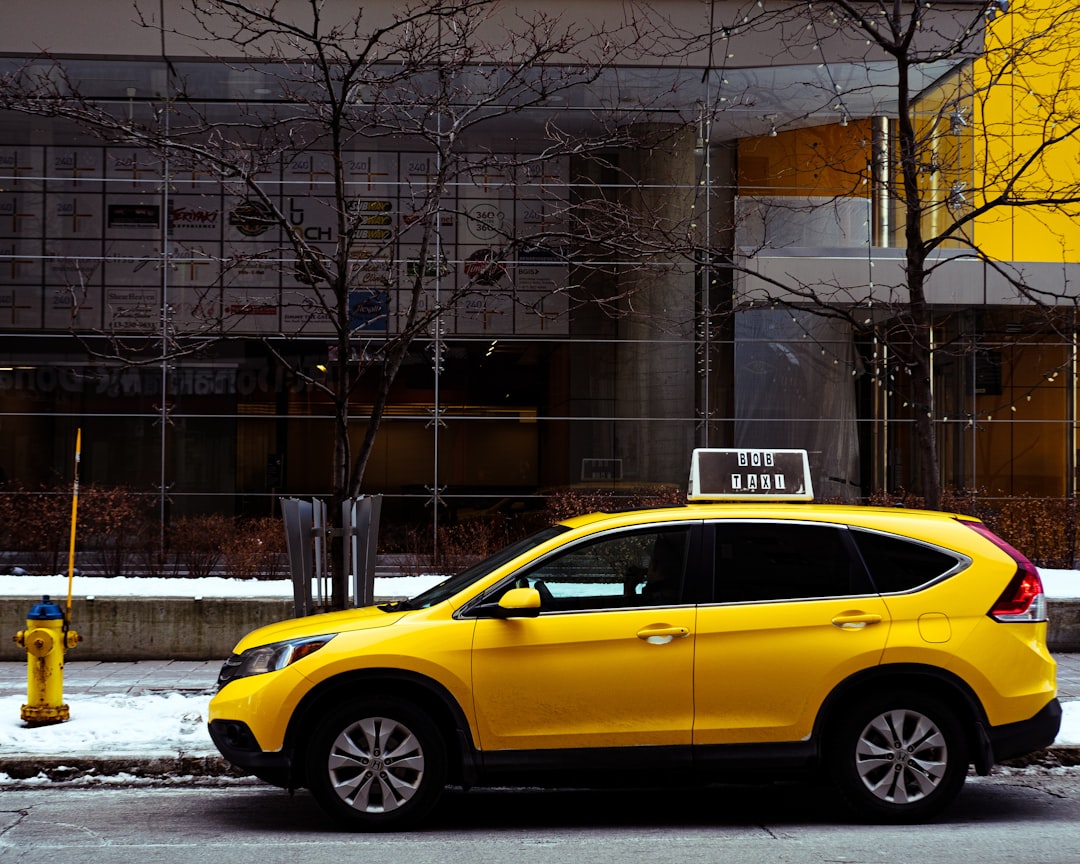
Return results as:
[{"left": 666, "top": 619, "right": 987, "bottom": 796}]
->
[{"left": 963, "top": 521, "right": 1048, "bottom": 623}]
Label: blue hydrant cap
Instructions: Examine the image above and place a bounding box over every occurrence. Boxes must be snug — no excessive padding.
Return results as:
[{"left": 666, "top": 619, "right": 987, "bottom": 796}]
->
[{"left": 28, "top": 595, "right": 64, "bottom": 620}]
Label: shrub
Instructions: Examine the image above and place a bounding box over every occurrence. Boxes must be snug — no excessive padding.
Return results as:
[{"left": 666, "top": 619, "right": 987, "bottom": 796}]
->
[
  {"left": 0, "top": 484, "right": 88, "bottom": 575},
  {"left": 434, "top": 517, "right": 514, "bottom": 575},
  {"left": 78, "top": 486, "right": 155, "bottom": 575},
  {"left": 222, "top": 516, "right": 288, "bottom": 580},
  {"left": 3, "top": 481, "right": 1077, "bottom": 579},
  {"left": 542, "top": 485, "right": 686, "bottom": 523},
  {"left": 859, "top": 488, "right": 1078, "bottom": 569},
  {"left": 979, "top": 496, "right": 1079, "bottom": 569},
  {"left": 168, "top": 514, "right": 231, "bottom": 578}
]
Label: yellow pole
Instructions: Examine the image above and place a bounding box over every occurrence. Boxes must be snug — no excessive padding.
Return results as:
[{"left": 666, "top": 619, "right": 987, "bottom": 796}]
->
[
  {"left": 16, "top": 428, "right": 82, "bottom": 725},
  {"left": 66, "top": 428, "right": 81, "bottom": 621}
]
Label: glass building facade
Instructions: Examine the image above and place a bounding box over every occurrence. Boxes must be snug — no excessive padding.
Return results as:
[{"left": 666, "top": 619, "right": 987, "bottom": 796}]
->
[{"left": 2, "top": 6, "right": 1078, "bottom": 548}]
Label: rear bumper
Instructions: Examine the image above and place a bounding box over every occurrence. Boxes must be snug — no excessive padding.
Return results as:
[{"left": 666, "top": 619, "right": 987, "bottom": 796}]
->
[{"left": 988, "top": 698, "right": 1063, "bottom": 763}]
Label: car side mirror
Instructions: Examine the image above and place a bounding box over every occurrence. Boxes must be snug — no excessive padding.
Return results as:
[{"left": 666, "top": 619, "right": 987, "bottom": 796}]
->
[{"left": 473, "top": 586, "right": 542, "bottom": 619}]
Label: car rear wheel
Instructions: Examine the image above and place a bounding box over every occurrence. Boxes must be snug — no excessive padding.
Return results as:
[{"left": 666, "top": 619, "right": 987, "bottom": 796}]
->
[
  {"left": 830, "top": 691, "right": 969, "bottom": 823},
  {"left": 306, "top": 696, "right": 447, "bottom": 831}
]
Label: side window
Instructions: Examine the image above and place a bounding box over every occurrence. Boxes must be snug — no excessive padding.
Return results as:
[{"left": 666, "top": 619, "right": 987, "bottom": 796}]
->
[
  {"left": 512, "top": 526, "right": 691, "bottom": 612},
  {"left": 712, "top": 522, "right": 866, "bottom": 603},
  {"left": 850, "top": 529, "right": 963, "bottom": 593}
]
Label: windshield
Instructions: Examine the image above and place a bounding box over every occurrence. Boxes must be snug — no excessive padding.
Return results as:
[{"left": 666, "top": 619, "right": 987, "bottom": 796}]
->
[{"left": 383, "top": 525, "right": 568, "bottom": 610}]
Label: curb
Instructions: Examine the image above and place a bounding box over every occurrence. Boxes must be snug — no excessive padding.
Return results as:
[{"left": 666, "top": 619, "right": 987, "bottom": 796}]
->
[
  {"left": 0, "top": 753, "right": 240, "bottom": 781},
  {"left": 1000, "top": 745, "right": 1080, "bottom": 769},
  {"left": 3, "top": 747, "right": 1079, "bottom": 784}
]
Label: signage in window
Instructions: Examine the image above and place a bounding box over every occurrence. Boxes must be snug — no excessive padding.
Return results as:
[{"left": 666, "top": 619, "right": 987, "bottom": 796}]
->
[
  {"left": 581, "top": 458, "right": 623, "bottom": 483},
  {"left": 107, "top": 204, "right": 160, "bottom": 229}
]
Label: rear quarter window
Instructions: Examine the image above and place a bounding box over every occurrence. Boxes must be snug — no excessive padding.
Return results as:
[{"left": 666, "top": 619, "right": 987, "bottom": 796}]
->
[{"left": 850, "top": 529, "right": 963, "bottom": 593}]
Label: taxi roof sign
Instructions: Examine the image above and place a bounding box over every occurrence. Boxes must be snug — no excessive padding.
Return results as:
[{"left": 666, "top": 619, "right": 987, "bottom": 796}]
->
[{"left": 688, "top": 448, "right": 814, "bottom": 502}]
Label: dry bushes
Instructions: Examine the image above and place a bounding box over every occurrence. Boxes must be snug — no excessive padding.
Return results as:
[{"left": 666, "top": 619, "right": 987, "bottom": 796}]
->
[
  {"left": 0, "top": 484, "right": 155, "bottom": 576},
  {"left": 979, "top": 496, "right": 1079, "bottom": 569},
  {"left": 222, "top": 517, "right": 289, "bottom": 580},
  {"left": 0, "top": 484, "right": 287, "bottom": 578},
  {"left": 860, "top": 488, "right": 1079, "bottom": 568},
  {"left": 385, "top": 485, "right": 688, "bottom": 575},
  {"left": 542, "top": 484, "right": 686, "bottom": 523},
  {"left": 3, "top": 481, "right": 1077, "bottom": 578}
]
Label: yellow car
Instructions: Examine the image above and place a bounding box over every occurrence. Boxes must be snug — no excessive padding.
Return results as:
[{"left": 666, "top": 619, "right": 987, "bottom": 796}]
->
[{"left": 208, "top": 450, "right": 1060, "bottom": 829}]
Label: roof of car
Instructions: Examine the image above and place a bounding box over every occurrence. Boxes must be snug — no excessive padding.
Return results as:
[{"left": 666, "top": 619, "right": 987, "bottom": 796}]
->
[{"left": 559, "top": 502, "right": 981, "bottom": 530}]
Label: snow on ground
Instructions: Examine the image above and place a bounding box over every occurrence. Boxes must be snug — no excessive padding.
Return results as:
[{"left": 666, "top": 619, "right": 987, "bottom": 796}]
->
[
  {"left": 0, "top": 692, "right": 214, "bottom": 757},
  {"left": 1, "top": 568, "right": 1077, "bottom": 603},
  {"left": 0, "top": 569, "right": 1078, "bottom": 768},
  {"left": 0, "top": 572, "right": 446, "bottom": 601},
  {"left": 1038, "top": 568, "right": 1080, "bottom": 600}
]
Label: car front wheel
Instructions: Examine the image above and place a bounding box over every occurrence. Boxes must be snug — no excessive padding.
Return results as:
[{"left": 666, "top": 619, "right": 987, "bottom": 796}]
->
[
  {"left": 830, "top": 691, "right": 969, "bottom": 823},
  {"left": 306, "top": 696, "right": 447, "bottom": 831}
]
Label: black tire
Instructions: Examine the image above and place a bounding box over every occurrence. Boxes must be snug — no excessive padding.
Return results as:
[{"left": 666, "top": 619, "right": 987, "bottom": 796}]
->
[
  {"left": 306, "top": 696, "right": 447, "bottom": 831},
  {"left": 829, "top": 691, "right": 969, "bottom": 823}
]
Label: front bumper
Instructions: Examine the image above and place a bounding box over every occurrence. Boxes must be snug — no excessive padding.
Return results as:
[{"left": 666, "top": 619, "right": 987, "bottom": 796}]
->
[
  {"left": 208, "top": 719, "right": 296, "bottom": 787},
  {"left": 988, "top": 697, "right": 1063, "bottom": 763}
]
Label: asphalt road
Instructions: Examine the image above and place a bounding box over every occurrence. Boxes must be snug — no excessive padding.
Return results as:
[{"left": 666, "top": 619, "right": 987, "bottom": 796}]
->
[{"left": 2, "top": 768, "right": 1079, "bottom": 864}]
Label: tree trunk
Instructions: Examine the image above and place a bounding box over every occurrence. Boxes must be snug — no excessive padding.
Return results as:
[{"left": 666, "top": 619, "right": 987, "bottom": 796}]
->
[{"left": 896, "top": 49, "right": 943, "bottom": 511}]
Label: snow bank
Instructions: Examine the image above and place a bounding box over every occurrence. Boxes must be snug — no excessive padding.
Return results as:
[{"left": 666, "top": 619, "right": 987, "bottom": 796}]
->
[
  {"left": 0, "top": 573, "right": 445, "bottom": 600},
  {"left": 0, "top": 692, "right": 215, "bottom": 757},
  {"left": 1, "top": 568, "right": 1077, "bottom": 602}
]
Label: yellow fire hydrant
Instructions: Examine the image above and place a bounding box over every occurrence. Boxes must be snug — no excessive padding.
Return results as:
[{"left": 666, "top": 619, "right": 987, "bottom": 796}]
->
[{"left": 13, "top": 596, "right": 80, "bottom": 726}]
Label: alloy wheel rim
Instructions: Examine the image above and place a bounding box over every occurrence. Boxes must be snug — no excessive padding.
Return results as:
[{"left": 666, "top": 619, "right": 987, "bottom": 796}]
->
[
  {"left": 854, "top": 708, "right": 949, "bottom": 805},
  {"left": 327, "top": 716, "right": 425, "bottom": 813}
]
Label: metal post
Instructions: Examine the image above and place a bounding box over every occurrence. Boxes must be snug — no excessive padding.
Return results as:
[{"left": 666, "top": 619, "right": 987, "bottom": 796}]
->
[
  {"left": 282, "top": 498, "right": 314, "bottom": 617},
  {"left": 342, "top": 497, "right": 356, "bottom": 606},
  {"left": 342, "top": 495, "right": 383, "bottom": 607},
  {"left": 312, "top": 498, "right": 327, "bottom": 610}
]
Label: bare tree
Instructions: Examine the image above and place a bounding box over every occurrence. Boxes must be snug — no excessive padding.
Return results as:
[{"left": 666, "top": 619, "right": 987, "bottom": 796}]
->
[
  {"left": 0, "top": 0, "right": 705, "bottom": 604},
  {"left": 698, "top": 0, "right": 1080, "bottom": 509},
  {"left": 12, "top": 0, "right": 1075, "bottom": 583}
]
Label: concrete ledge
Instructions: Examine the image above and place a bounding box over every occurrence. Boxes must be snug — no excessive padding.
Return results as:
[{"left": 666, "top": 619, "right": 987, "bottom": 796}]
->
[
  {"left": 3, "top": 596, "right": 1080, "bottom": 662},
  {"left": 2, "top": 597, "right": 295, "bottom": 661},
  {"left": 1049, "top": 600, "right": 1080, "bottom": 652}
]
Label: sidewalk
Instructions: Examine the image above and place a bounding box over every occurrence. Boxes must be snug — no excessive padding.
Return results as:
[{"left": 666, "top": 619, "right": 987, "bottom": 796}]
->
[
  {"left": 1057, "top": 652, "right": 1080, "bottom": 700},
  {"left": 0, "top": 659, "right": 220, "bottom": 697},
  {"left": 0, "top": 656, "right": 1078, "bottom": 781}
]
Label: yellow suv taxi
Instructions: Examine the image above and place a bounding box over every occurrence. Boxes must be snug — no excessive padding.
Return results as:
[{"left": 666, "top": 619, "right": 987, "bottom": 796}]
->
[{"left": 208, "top": 450, "right": 1060, "bottom": 829}]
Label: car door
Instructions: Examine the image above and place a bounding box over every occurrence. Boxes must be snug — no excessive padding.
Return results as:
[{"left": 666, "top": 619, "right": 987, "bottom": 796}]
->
[
  {"left": 468, "top": 524, "right": 698, "bottom": 752},
  {"left": 693, "top": 520, "right": 891, "bottom": 745}
]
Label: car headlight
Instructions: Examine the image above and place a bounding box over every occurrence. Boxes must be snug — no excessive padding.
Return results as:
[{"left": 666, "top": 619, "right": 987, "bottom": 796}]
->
[{"left": 217, "top": 635, "right": 335, "bottom": 689}]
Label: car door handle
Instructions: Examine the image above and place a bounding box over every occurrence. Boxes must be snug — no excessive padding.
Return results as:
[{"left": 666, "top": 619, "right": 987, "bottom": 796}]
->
[
  {"left": 637, "top": 625, "right": 690, "bottom": 645},
  {"left": 831, "top": 612, "right": 883, "bottom": 630}
]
